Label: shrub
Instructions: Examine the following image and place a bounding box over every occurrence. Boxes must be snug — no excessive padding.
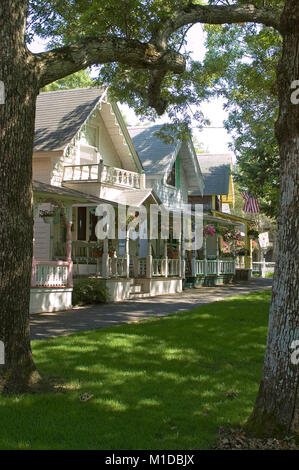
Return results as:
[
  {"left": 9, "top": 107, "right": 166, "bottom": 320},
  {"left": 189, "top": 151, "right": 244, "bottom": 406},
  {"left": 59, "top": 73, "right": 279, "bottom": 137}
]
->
[
  {"left": 72, "top": 278, "right": 109, "bottom": 306},
  {"left": 264, "top": 271, "right": 274, "bottom": 278}
]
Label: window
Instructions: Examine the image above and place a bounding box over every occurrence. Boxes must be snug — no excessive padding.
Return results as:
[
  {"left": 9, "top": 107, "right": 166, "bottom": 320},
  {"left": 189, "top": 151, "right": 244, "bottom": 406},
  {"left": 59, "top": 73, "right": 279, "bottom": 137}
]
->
[
  {"left": 77, "top": 207, "right": 87, "bottom": 240},
  {"left": 81, "top": 126, "right": 98, "bottom": 147},
  {"left": 89, "top": 211, "right": 98, "bottom": 241},
  {"left": 167, "top": 161, "right": 176, "bottom": 187}
]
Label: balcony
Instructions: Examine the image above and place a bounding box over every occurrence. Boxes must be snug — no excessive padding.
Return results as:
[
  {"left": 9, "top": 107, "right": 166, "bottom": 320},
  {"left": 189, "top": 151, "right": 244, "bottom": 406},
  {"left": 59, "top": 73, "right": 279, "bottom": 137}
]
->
[{"left": 63, "top": 163, "right": 144, "bottom": 190}]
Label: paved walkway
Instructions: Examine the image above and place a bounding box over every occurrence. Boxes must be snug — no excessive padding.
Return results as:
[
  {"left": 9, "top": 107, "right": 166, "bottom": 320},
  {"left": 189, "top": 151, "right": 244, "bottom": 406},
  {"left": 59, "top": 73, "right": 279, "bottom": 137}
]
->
[{"left": 30, "top": 278, "right": 272, "bottom": 340}]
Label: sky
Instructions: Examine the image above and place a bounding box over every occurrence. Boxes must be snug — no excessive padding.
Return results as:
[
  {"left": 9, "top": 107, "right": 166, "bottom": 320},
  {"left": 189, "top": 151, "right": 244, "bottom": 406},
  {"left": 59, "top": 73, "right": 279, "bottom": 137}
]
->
[
  {"left": 112, "top": 25, "right": 234, "bottom": 155},
  {"left": 28, "top": 24, "right": 234, "bottom": 156}
]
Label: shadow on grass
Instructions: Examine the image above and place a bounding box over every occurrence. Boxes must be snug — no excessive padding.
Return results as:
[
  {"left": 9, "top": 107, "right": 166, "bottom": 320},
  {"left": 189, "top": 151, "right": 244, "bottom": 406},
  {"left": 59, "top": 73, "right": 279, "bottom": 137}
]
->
[{"left": 0, "top": 291, "right": 271, "bottom": 450}]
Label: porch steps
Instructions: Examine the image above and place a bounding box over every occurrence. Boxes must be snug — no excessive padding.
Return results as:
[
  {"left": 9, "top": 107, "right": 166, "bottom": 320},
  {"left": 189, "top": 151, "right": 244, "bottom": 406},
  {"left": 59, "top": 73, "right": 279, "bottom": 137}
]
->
[
  {"left": 129, "top": 281, "right": 150, "bottom": 299},
  {"left": 130, "top": 285, "right": 142, "bottom": 294}
]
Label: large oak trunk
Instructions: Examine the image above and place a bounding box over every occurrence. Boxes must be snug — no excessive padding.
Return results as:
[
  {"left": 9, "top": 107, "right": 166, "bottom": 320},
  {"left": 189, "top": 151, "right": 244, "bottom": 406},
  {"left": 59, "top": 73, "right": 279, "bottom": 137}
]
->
[
  {"left": 0, "top": 0, "right": 40, "bottom": 392},
  {"left": 247, "top": 0, "right": 299, "bottom": 437}
]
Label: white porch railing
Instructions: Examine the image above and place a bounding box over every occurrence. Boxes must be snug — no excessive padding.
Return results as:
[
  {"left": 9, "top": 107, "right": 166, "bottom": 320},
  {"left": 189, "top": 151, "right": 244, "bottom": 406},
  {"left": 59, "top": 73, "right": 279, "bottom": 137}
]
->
[
  {"left": 235, "top": 256, "right": 245, "bottom": 269},
  {"left": 32, "top": 261, "right": 71, "bottom": 287},
  {"left": 101, "top": 165, "right": 143, "bottom": 189},
  {"left": 252, "top": 261, "right": 275, "bottom": 276},
  {"left": 168, "top": 259, "right": 180, "bottom": 276},
  {"left": 108, "top": 256, "right": 128, "bottom": 278},
  {"left": 63, "top": 163, "right": 144, "bottom": 189},
  {"left": 152, "top": 258, "right": 165, "bottom": 276},
  {"left": 193, "top": 260, "right": 205, "bottom": 276},
  {"left": 138, "top": 258, "right": 147, "bottom": 277}
]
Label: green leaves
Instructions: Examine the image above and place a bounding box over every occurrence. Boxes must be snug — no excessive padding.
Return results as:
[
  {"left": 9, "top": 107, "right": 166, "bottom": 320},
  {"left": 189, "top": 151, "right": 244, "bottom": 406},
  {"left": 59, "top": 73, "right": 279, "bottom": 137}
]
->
[{"left": 202, "top": 23, "right": 281, "bottom": 218}]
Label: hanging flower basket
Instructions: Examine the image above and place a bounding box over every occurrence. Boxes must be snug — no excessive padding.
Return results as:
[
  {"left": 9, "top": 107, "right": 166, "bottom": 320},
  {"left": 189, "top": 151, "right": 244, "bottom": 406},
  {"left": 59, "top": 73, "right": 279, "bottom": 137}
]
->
[
  {"left": 39, "top": 209, "right": 55, "bottom": 224},
  {"left": 203, "top": 224, "right": 216, "bottom": 237}
]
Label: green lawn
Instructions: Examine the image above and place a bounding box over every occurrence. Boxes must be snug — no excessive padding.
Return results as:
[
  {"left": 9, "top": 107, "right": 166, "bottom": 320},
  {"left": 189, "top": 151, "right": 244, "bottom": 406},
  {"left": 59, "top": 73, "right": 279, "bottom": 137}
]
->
[{"left": 0, "top": 291, "right": 271, "bottom": 450}]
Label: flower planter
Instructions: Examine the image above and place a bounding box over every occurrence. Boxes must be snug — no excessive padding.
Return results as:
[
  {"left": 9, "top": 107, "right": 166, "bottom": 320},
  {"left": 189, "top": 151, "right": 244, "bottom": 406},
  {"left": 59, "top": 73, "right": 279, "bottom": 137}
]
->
[{"left": 92, "top": 250, "right": 103, "bottom": 258}]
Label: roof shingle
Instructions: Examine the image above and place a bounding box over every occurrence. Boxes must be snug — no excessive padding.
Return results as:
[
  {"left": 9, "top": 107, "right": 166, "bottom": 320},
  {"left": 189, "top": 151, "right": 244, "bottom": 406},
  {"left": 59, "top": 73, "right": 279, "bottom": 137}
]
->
[
  {"left": 128, "top": 125, "right": 178, "bottom": 175},
  {"left": 34, "top": 87, "right": 106, "bottom": 152},
  {"left": 192, "top": 154, "right": 232, "bottom": 196}
]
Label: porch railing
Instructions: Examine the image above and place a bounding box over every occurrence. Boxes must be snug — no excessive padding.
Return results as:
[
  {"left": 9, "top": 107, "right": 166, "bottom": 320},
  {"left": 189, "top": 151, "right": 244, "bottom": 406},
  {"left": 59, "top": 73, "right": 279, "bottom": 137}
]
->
[
  {"left": 192, "top": 259, "right": 235, "bottom": 276},
  {"left": 31, "top": 260, "right": 72, "bottom": 288},
  {"left": 152, "top": 258, "right": 165, "bottom": 276},
  {"left": 138, "top": 258, "right": 147, "bottom": 277},
  {"left": 108, "top": 256, "right": 128, "bottom": 278},
  {"left": 252, "top": 261, "right": 275, "bottom": 275},
  {"left": 62, "top": 163, "right": 144, "bottom": 189},
  {"left": 168, "top": 259, "right": 180, "bottom": 276},
  {"left": 219, "top": 260, "right": 235, "bottom": 274}
]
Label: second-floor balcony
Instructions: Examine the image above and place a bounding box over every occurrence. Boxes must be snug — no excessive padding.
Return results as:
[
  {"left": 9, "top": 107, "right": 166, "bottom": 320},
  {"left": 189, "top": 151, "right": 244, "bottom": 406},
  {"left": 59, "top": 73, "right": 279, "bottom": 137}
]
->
[{"left": 63, "top": 163, "right": 145, "bottom": 190}]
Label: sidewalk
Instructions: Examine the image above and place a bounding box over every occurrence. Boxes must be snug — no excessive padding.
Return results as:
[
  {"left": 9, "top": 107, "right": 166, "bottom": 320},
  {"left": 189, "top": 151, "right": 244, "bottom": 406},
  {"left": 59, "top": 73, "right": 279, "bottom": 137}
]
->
[{"left": 30, "top": 278, "right": 272, "bottom": 340}]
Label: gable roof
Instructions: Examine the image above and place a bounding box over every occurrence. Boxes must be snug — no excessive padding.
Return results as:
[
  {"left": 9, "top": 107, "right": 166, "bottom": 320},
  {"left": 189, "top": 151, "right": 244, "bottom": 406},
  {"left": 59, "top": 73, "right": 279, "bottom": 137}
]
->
[
  {"left": 128, "top": 125, "right": 203, "bottom": 191},
  {"left": 128, "top": 125, "right": 178, "bottom": 175},
  {"left": 34, "top": 87, "right": 106, "bottom": 152},
  {"left": 191, "top": 153, "right": 232, "bottom": 196},
  {"left": 112, "top": 189, "right": 161, "bottom": 207}
]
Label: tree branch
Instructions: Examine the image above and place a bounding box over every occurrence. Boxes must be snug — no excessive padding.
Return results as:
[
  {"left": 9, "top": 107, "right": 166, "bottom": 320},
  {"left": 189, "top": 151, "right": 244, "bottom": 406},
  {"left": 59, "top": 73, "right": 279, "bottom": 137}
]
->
[
  {"left": 153, "top": 3, "right": 282, "bottom": 49},
  {"left": 32, "top": 37, "right": 185, "bottom": 90},
  {"left": 148, "top": 69, "right": 168, "bottom": 115}
]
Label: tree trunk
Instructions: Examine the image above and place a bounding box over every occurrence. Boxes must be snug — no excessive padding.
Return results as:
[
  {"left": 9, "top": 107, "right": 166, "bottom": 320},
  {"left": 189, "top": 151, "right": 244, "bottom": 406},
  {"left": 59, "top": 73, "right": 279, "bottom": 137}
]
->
[
  {"left": 0, "top": 0, "right": 40, "bottom": 393},
  {"left": 247, "top": 0, "right": 299, "bottom": 437}
]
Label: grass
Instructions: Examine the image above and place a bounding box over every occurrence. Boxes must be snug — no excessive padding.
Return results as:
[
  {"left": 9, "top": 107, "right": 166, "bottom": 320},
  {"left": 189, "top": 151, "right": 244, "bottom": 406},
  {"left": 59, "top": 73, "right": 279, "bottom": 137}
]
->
[{"left": 0, "top": 290, "right": 271, "bottom": 450}]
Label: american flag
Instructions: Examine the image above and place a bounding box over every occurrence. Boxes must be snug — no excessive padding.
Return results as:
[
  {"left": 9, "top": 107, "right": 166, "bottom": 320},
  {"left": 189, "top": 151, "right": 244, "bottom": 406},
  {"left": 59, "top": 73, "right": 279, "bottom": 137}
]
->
[{"left": 240, "top": 192, "right": 260, "bottom": 213}]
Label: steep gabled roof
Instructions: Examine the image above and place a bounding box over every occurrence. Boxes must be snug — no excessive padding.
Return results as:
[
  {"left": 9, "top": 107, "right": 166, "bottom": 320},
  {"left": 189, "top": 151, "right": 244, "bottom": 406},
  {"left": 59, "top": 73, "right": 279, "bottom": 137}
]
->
[
  {"left": 128, "top": 125, "right": 203, "bottom": 191},
  {"left": 34, "top": 87, "right": 106, "bottom": 152},
  {"left": 106, "top": 189, "right": 161, "bottom": 207},
  {"left": 191, "top": 153, "right": 232, "bottom": 196},
  {"left": 128, "top": 125, "right": 178, "bottom": 175}
]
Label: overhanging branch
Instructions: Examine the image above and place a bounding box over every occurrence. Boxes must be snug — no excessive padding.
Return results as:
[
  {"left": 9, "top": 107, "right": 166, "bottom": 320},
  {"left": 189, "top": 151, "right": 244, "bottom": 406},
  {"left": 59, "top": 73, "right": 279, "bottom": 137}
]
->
[
  {"left": 153, "top": 3, "right": 282, "bottom": 49},
  {"left": 32, "top": 37, "right": 185, "bottom": 89}
]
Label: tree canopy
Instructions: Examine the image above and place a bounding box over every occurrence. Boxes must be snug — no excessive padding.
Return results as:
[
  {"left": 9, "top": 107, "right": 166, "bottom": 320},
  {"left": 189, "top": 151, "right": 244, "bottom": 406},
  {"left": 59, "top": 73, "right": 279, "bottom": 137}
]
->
[
  {"left": 201, "top": 22, "right": 281, "bottom": 218},
  {"left": 30, "top": 2, "right": 283, "bottom": 216}
]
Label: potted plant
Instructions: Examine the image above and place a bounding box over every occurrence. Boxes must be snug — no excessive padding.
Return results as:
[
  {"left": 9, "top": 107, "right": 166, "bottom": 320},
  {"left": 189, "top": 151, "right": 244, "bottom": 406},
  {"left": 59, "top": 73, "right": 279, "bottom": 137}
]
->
[
  {"left": 39, "top": 209, "right": 55, "bottom": 224},
  {"left": 91, "top": 247, "right": 103, "bottom": 258},
  {"left": 203, "top": 224, "right": 216, "bottom": 237}
]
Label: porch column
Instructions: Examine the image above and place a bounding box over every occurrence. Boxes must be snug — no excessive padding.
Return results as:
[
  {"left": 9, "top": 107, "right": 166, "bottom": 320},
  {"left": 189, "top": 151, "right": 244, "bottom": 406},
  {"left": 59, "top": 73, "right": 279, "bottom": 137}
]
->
[
  {"left": 102, "top": 237, "right": 110, "bottom": 279},
  {"left": 146, "top": 240, "right": 152, "bottom": 278},
  {"left": 216, "top": 234, "right": 219, "bottom": 276},
  {"left": 232, "top": 239, "right": 236, "bottom": 273},
  {"left": 65, "top": 206, "right": 73, "bottom": 288},
  {"left": 140, "top": 171, "right": 146, "bottom": 189},
  {"left": 163, "top": 239, "right": 168, "bottom": 277},
  {"left": 203, "top": 236, "right": 208, "bottom": 276},
  {"left": 244, "top": 223, "right": 253, "bottom": 277},
  {"left": 179, "top": 236, "right": 184, "bottom": 278},
  {"left": 191, "top": 248, "right": 197, "bottom": 277},
  {"left": 125, "top": 234, "right": 130, "bottom": 278}
]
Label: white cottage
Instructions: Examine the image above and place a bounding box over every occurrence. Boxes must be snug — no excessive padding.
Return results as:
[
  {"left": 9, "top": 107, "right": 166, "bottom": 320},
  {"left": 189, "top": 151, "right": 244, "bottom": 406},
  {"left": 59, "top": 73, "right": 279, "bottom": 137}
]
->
[{"left": 31, "top": 88, "right": 205, "bottom": 312}]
